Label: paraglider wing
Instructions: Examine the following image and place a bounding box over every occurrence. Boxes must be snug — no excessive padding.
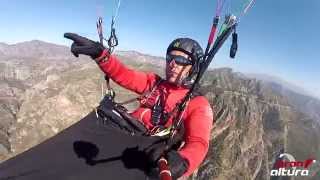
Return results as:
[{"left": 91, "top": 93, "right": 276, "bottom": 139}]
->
[{"left": 0, "top": 111, "right": 162, "bottom": 180}]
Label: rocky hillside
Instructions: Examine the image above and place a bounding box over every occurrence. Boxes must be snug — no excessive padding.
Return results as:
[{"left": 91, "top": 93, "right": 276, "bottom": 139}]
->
[
  {"left": 0, "top": 41, "right": 319, "bottom": 180},
  {"left": 193, "top": 69, "right": 320, "bottom": 180}
]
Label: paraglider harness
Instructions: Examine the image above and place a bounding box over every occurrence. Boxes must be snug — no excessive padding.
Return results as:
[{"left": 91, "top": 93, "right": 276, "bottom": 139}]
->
[
  {"left": 95, "top": 77, "right": 193, "bottom": 139},
  {"left": 94, "top": 1, "right": 150, "bottom": 136}
]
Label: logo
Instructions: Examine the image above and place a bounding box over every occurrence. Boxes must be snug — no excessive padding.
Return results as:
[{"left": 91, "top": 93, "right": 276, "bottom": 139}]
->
[
  {"left": 270, "top": 153, "right": 318, "bottom": 177},
  {"left": 173, "top": 41, "right": 180, "bottom": 48}
]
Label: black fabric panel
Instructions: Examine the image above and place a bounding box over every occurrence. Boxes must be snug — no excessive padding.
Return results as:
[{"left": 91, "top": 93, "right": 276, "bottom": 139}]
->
[{"left": 0, "top": 111, "right": 162, "bottom": 180}]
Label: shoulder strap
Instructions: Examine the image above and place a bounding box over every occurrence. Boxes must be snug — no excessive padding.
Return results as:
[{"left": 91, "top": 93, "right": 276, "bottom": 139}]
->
[{"left": 117, "top": 78, "right": 164, "bottom": 106}]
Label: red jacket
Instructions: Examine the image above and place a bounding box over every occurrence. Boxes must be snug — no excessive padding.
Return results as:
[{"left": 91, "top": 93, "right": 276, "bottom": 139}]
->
[{"left": 97, "top": 54, "right": 214, "bottom": 176}]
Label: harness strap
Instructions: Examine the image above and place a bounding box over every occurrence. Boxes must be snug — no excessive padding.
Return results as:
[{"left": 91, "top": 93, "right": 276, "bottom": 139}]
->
[{"left": 118, "top": 79, "right": 163, "bottom": 106}]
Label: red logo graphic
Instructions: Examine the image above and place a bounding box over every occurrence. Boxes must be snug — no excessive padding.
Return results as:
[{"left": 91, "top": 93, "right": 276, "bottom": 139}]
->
[{"left": 270, "top": 153, "right": 317, "bottom": 177}]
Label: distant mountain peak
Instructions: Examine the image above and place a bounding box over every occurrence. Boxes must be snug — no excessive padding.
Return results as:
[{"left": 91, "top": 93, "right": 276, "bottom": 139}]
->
[
  {"left": 14, "top": 40, "right": 66, "bottom": 48},
  {"left": 116, "top": 50, "right": 163, "bottom": 59},
  {"left": 0, "top": 40, "right": 70, "bottom": 59},
  {"left": 0, "top": 42, "right": 8, "bottom": 46}
]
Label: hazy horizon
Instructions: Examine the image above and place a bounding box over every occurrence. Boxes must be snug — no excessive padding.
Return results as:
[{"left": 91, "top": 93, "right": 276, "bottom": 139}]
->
[{"left": 1, "top": 38, "right": 319, "bottom": 101}]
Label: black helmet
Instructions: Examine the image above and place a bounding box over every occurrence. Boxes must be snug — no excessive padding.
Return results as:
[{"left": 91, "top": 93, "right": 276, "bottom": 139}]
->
[
  {"left": 166, "top": 38, "right": 204, "bottom": 85},
  {"left": 167, "top": 38, "right": 204, "bottom": 63}
]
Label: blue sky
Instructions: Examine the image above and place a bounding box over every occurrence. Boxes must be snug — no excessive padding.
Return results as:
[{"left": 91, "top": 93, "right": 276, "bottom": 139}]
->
[{"left": 0, "top": 0, "right": 319, "bottom": 99}]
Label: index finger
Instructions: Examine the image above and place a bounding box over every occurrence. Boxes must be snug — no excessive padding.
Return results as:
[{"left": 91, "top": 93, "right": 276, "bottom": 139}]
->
[{"left": 64, "top": 33, "right": 83, "bottom": 43}]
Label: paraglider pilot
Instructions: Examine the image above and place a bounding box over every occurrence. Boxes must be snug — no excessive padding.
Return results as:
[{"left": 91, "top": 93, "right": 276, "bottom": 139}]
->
[{"left": 64, "top": 33, "right": 214, "bottom": 179}]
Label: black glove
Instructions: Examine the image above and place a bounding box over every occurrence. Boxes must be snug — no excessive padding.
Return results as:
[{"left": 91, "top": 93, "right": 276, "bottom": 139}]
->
[
  {"left": 64, "top": 33, "right": 105, "bottom": 59},
  {"left": 145, "top": 125, "right": 185, "bottom": 165},
  {"left": 147, "top": 150, "right": 189, "bottom": 180},
  {"left": 166, "top": 150, "right": 189, "bottom": 179},
  {"left": 145, "top": 141, "right": 167, "bottom": 165}
]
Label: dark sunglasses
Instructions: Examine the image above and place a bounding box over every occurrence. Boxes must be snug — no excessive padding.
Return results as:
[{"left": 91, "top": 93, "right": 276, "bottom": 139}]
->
[{"left": 166, "top": 54, "right": 193, "bottom": 66}]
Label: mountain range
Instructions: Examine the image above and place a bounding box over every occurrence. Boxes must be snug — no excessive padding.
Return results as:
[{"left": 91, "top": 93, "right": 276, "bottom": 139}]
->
[{"left": 0, "top": 40, "right": 319, "bottom": 180}]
